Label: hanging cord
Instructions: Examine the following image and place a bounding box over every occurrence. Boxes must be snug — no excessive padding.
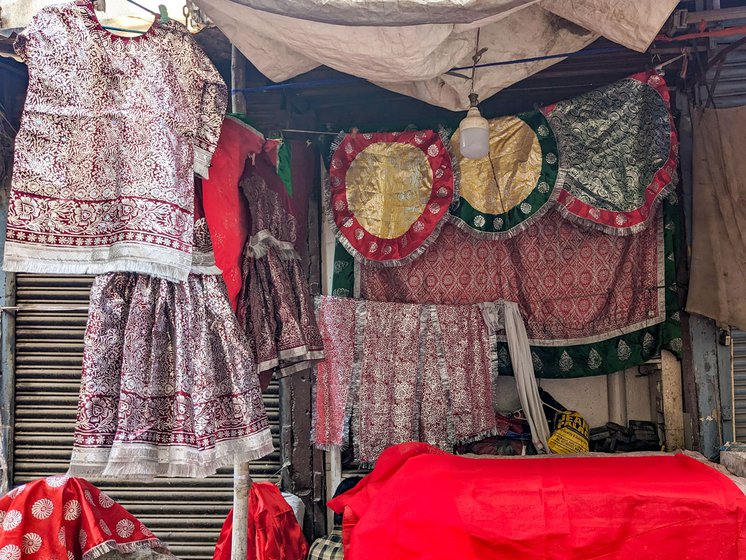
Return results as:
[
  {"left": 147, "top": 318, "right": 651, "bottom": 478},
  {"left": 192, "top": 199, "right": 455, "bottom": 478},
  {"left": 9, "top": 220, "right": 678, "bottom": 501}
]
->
[
  {"left": 76, "top": 0, "right": 158, "bottom": 34},
  {"left": 125, "top": 0, "right": 158, "bottom": 16}
]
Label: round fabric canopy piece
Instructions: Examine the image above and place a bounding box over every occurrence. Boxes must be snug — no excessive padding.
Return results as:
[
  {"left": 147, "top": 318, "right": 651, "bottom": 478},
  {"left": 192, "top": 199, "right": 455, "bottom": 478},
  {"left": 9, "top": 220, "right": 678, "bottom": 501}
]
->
[
  {"left": 543, "top": 71, "right": 678, "bottom": 235},
  {"left": 326, "top": 130, "right": 456, "bottom": 265},
  {"left": 448, "top": 111, "right": 559, "bottom": 238}
]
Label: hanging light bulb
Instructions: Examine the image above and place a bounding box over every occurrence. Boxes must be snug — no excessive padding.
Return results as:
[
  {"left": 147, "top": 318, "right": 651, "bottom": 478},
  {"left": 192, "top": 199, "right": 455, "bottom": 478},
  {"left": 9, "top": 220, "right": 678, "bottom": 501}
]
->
[
  {"left": 458, "top": 29, "right": 489, "bottom": 159},
  {"left": 459, "top": 92, "right": 490, "bottom": 159}
]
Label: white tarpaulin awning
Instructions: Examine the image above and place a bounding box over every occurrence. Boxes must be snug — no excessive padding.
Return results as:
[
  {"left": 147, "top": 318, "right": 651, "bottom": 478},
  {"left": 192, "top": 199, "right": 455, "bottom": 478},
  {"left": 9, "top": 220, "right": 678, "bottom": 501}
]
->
[{"left": 192, "top": 0, "right": 679, "bottom": 111}]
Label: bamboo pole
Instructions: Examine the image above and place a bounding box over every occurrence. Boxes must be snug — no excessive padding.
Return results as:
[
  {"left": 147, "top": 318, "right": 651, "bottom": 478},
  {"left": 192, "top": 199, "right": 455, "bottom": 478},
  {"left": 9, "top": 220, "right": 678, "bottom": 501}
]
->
[{"left": 230, "top": 44, "right": 251, "bottom": 560}]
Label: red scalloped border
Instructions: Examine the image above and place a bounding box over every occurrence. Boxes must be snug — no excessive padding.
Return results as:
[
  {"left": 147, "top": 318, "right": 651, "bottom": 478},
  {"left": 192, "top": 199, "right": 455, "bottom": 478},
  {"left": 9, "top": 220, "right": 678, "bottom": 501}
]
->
[
  {"left": 544, "top": 71, "right": 678, "bottom": 232},
  {"left": 328, "top": 130, "right": 455, "bottom": 263}
]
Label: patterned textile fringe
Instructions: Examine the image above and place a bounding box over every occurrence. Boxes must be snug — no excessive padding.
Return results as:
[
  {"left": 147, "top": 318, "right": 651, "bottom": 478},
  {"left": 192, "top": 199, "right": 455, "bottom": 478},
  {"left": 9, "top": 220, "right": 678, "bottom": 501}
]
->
[
  {"left": 550, "top": 170, "right": 678, "bottom": 237},
  {"left": 2, "top": 252, "right": 191, "bottom": 284},
  {"left": 315, "top": 298, "right": 501, "bottom": 460},
  {"left": 68, "top": 434, "right": 275, "bottom": 481},
  {"left": 428, "top": 305, "right": 456, "bottom": 447},
  {"left": 82, "top": 538, "right": 168, "bottom": 560},
  {"left": 349, "top": 300, "right": 368, "bottom": 461},
  {"left": 445, "top": 180, "right": 562, "bottom": 240},
  {"left": 322, "top": 129, "right": 460, "bottom": 268}
]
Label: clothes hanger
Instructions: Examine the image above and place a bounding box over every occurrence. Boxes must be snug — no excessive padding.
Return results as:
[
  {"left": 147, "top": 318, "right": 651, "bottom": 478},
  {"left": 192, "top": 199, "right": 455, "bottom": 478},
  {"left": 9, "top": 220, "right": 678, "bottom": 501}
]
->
[{"left": 74, "top": 0, "right": 160, "bottom": 35}]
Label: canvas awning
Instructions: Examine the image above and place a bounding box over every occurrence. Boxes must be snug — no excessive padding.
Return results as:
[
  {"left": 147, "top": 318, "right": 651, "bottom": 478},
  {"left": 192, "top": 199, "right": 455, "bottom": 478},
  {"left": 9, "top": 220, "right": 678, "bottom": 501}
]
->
[{"left": 192, "top": 0, "right": 679, "bottom": 110}]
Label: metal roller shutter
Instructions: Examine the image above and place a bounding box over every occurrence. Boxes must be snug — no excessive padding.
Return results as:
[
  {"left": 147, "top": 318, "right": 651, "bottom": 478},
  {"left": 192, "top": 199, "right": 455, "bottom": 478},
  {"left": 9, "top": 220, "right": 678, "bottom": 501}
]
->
[
  {"left": 733, "top": 329, "right": 746, "bottom": 442},
  {"left": 13, "top": 274, "right": 281, "bottom": 560}
]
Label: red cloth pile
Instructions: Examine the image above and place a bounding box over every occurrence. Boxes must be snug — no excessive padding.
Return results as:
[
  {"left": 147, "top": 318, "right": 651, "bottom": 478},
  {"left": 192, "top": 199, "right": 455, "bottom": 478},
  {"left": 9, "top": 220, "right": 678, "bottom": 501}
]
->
[
  {"left": 0, "top": 476, "right": 169, "bottom": 560},
  {"left": 213, "top": 482, "right": 307, "bottom": 560},
  {"left": 329, "top": 442, "right": 746, "bottom": 560}
]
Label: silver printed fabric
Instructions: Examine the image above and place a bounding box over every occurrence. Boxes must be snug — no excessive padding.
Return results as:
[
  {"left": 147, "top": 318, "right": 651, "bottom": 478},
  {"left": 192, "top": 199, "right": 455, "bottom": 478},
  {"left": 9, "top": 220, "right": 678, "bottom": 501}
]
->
[
  {"left": 314, "top": 296, "right": 499, "bottom": 464},
  {"left": 69, "top": 272, "right": 274, "bottom": 480}
]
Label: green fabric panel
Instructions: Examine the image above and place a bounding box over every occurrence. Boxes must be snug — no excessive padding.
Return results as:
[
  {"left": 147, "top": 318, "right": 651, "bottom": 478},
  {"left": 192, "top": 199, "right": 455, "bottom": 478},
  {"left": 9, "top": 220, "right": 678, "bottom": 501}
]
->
[
  {"left": 277, "top": 141, "right": 293, "bottom": 195},
  {"left": 331, "top": 242, "right": 355, "bottom": 297}
]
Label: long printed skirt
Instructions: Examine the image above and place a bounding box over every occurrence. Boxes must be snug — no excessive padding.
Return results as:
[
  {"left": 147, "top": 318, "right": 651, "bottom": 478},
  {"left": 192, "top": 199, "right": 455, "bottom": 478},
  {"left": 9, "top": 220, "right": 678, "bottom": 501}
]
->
[{"left": 68, "top": 272, "right": 274, "bottom": 480}]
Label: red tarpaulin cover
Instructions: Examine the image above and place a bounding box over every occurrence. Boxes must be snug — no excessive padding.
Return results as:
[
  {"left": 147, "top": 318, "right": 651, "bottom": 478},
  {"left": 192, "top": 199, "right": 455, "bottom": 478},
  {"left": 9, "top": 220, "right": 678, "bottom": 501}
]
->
[{"left": 329, "top": 443, "right": 746, "bottom": 560}]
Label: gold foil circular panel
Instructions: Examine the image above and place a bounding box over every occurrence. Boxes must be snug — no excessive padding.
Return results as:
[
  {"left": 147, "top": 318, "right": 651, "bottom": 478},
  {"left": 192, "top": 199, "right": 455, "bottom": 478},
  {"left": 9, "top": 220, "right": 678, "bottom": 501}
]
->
[
  {"left": 455, "top": 116, "right": 542, "bottom": 215},
  {"left": 346, "top": 142, "right": 434, "bottom": 240}
]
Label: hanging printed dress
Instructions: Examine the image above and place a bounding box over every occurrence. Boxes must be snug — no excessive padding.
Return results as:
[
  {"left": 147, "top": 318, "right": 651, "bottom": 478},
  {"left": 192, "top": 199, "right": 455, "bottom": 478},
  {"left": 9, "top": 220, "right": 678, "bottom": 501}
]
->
[
  {"left": 68, "top": 199, "right": 273, "bottom": 480},
  {"left": 0, "top": 476, "right": 173, "bottom": 560},
  {"left": 4, "top": 2, "right": 227, "bottom": 282},
  {"left": 236, "top": 151, "right": 324, "bottom": 389}
]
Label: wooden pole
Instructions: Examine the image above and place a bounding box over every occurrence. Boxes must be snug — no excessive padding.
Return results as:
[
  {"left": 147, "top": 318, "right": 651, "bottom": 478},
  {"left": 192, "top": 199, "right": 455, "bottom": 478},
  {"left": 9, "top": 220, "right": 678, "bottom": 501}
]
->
[
  {"left": 230, "top": 44, "right": 252, "bottom": 560},
  {"left": 232, "top": 462, "right": 252, "bottom": 560},
  {"left": 661, "top": 349, "right": 685, "bottom": 450}
]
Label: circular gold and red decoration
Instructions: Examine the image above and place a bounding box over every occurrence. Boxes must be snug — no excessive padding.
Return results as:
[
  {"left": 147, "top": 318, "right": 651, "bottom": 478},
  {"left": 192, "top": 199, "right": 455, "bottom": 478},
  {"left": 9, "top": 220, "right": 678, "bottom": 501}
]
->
[{"left": 326, "top": 130, "right": 456, "bottom": 265}]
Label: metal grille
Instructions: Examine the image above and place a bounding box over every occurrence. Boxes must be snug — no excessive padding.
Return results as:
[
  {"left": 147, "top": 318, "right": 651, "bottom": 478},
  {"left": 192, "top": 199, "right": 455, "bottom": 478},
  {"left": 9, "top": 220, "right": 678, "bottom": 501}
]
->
[
  {"left": 733, "top": 329, "right": 746, "bottom": 441},
  {"left": 13, "top": 274, "right": 281, "bottom": 560}
]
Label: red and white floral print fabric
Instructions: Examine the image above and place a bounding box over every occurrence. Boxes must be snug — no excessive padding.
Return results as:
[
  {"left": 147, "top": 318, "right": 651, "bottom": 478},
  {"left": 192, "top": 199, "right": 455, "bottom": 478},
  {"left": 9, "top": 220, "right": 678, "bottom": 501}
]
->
[
  {"left": 68, "top": 217, "right": 273, "bottom": 480},
  {"left": 0, "top": 476, "right": 172, "bottom": 560},
  {"left": 4, "top": 2, "right": 227, "bottom": 283}
]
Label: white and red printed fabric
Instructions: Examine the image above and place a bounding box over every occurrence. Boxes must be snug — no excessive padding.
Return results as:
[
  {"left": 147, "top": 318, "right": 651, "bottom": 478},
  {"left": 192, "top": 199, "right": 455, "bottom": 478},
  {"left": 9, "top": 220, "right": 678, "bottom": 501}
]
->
[
  {"left": 68, "top": 217, "right": 274, "bottom": 480},
  {"left": 0, "top": 476, "right": 173, "bottom": 560},
  {"left": 4, "top": 2, "right": 227, "bottom": 283}
]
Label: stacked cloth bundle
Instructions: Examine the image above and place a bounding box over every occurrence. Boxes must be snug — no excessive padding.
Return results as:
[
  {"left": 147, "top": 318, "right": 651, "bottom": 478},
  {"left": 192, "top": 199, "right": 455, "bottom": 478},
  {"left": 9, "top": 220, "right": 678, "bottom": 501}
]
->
[
  {"left": 313, "top": 296, "right": 550, "bottom": 464},
  {"left": 0, "top": 476, "right": 175, "bottom": 560}
]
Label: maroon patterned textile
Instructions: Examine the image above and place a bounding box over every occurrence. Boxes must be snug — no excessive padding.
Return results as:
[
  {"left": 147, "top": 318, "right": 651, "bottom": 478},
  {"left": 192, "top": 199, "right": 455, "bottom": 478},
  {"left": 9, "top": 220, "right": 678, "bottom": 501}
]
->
[
  {"left": 69, "top": 271, "right": 273, "bottom": 480},
  {"left": 429, "top": 304, "right": 496, "bottom": 445},
  {"left": 237, "top": 155, "right": 323, "bottom": 388},
  {"left": 314, "top": 296, "right": 357, "bottom": 450},
  {"left": 4, "top": 3, "right": 227, "bottom": 283},
  {"left": 353, "top": 301, "right": 423, "bottom": 464},
  {"left": 360, "top": 209, "right": 664, "bottom": 345},
  {"left": 313, "top": 297, "right": 496, "bottom": 465}
]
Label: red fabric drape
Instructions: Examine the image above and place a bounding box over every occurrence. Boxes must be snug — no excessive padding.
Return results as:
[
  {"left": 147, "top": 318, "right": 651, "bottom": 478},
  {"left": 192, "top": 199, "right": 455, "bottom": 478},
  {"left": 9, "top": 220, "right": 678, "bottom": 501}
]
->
[
  {"left": 0, "top": 476, "right": 168, "bottom": 560},
  {"left": 329, "top": 443, "right": 746, "bottom": 560},
  {"left": 201, "top": 117, "right": 265, "bottom": 310},
  {"left": 213, "top": 482, "right": 308, "bottom": 560}
]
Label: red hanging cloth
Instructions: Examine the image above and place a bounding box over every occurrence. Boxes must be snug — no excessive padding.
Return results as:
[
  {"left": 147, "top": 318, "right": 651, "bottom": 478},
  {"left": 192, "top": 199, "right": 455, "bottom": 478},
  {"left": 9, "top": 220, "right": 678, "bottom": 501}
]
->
[{"left": 213, "top": 482, "right": 308, "bottom": 560}]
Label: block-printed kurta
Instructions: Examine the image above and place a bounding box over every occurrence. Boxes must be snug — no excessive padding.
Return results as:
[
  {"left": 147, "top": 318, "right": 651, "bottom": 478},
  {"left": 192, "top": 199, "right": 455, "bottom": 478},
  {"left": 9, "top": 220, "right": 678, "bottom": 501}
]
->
[{"left": 4, "top": 3, "right": 227, "bottom": 282}]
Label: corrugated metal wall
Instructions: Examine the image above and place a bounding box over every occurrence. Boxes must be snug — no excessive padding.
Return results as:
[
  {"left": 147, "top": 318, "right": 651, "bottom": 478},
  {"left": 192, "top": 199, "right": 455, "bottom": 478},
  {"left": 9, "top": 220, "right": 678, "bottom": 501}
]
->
[{"left": 13, "top": 273, "right": 281, "bottom": 560}]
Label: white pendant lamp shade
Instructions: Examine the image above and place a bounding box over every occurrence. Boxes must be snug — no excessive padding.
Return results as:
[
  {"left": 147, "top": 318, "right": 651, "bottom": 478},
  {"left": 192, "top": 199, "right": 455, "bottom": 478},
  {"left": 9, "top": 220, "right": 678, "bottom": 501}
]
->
[{"left": 459, "top": 105, "right": 490, "bottom": 160}]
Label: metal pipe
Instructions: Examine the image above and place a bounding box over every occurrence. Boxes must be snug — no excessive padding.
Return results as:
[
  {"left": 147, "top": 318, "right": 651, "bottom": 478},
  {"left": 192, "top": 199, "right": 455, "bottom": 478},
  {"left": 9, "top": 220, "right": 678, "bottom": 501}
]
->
[
  {"left": 685, "top": 6, "right": 746, "bottom": 24},
  {"left": 1, "top": 305, "right": 89, "bottom": 312},
  {"left": 607, "top": 371, "right": 628, "bottom": 426}
]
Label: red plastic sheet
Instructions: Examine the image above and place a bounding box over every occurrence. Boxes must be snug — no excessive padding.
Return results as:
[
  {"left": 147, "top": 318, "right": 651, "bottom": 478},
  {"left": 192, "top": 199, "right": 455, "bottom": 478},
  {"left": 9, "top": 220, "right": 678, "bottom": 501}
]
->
[{"left": 330, "top": 443, "right": 746, "bottom": 560}]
